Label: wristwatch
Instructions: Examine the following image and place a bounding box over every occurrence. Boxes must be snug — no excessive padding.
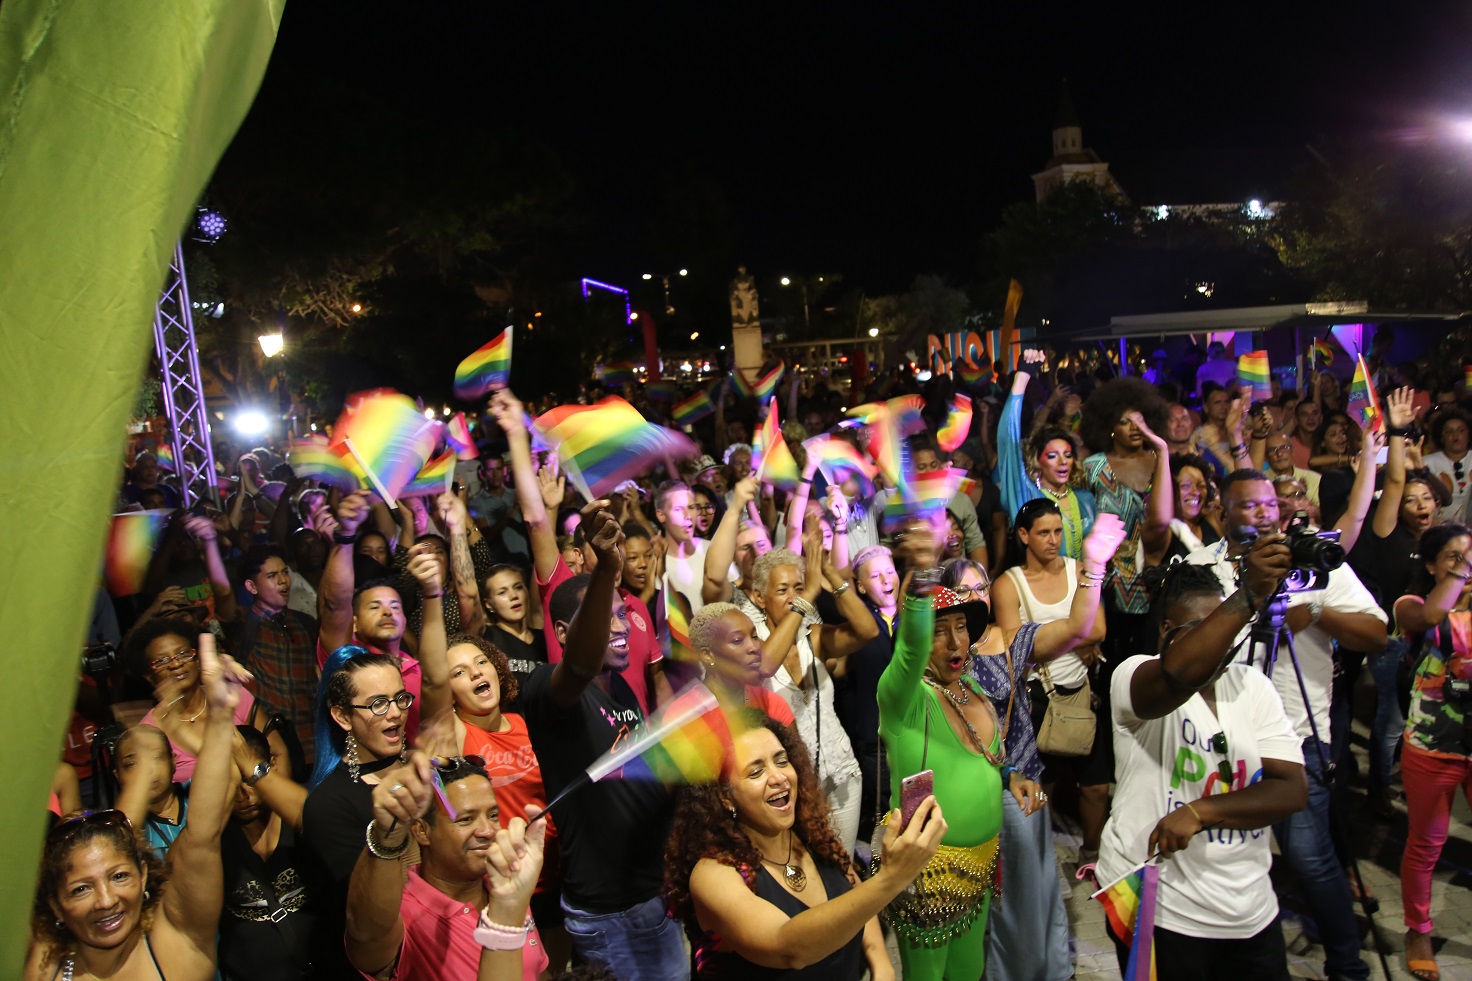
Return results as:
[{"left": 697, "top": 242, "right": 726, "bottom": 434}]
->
[
  {"left": 333, "top": 530, "right": 360, "bottom": 545},
  {"left": 244, "top": 762, "right": 270, "bottom": 786}
]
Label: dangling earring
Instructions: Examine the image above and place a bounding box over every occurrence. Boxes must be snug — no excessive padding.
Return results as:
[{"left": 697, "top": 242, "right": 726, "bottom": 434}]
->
[
  {"left": 144, "top": 888, "right": 151, "bottom": 901},
  {"left": 345, "top": 732, "right": 361, "bottom": 783},
  {"left": 729, "top": 806, "right": 738, "bottom": 821}
]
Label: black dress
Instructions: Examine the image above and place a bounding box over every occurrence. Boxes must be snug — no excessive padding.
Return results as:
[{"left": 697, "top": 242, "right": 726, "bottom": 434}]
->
[{"left": 694, "top": 861, "right": 866, "bottom": 979}]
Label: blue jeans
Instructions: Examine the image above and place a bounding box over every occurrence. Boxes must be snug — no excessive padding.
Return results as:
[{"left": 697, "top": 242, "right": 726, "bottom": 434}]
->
[
  {"left": 561, "top": 894, "right": 689, "bottom": 981},
  {"left": 1273, "top": 737, "right": 1369, "bottom": 981},
  {"left": 1367, "top": 637, "right": 1408, "bottom": 790}
]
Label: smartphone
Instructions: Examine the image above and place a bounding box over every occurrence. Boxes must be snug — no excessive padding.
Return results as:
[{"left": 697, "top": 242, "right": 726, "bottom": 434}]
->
[{"left": 899, "top": 769, "right": 934, "bottom": 831}]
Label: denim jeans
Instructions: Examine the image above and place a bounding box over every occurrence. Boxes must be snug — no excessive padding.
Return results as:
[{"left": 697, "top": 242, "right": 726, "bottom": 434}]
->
[
  {"left": 1273, "top": 737, "right": 1370, "bottom": 980},
  {"left": 1366, "top": 637, "right": 1408, "bottom": 790},
  {"left": 561, "top": 894, "right": 689, "bottom": 981}
]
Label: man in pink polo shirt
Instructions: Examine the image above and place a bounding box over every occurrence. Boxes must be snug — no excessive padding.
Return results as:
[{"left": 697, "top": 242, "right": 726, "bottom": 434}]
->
[{"left": 345, "top": 752, "right": 548, "bottom": 981}]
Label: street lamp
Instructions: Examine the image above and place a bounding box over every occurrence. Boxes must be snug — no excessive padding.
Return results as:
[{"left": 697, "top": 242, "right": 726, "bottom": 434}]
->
[
  {"left": 868, "top": 327, "right": 879, "bottom": 338},
  {"left": 257, "top": 332, "right": 284, "bottom": 358},
  {"left": 780, "top": 276, "right": 809, "bottom": 330},
  {"left": 642, "top": 268, "right": 689, "bottom": 316}
]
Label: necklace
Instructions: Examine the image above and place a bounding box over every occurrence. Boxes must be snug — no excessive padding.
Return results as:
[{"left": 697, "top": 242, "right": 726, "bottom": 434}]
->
[
  {"left": 926, "top": 679, "right": 1005, "bottom": 765},
  {"left": 1036, "top": 475, "right": 1070, "bottom": 499},
  {"left": 758, "top": 831, "right": 807, "bottom": 891},
  {"left": 924, "top": 675, "right": 970, "bottom": 705}
]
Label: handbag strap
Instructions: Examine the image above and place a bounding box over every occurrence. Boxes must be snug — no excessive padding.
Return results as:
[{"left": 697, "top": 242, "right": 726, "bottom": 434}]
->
[{"left": 996, "top": 635, "right": 1016, "bottom": 745}]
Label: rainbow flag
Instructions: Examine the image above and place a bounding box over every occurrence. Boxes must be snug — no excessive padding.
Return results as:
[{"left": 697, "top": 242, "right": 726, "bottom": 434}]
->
[
  {"left": 937, "top": 394, "right": 973, "bottom": 453},
  {"left": 1464, "top": 362, "right": 1472, "bottom": 390},
  {"left": 445, "top": 412, "right": 478, "bottom": 461},
  {"left": 1312, "top": 339, "right": 1334, "bottom": 367},
  {"left": 588, "top": 683, "right": 736, "bottom": 785},
  {"left": 1094, "top": 863, "right": 1159, "bottom": 981},
  {"left": 1237, "top": 350, "right": 1272, "bottom": 401},
  {"left": 733, "top": 360, "right": 785, "bottom": 400},
  {"left": 664, "top": 588, "right": 696, "bottom": 664},
  {"left": 103, "top": 509, "right": 171, "bottom": 597},
  {"left": 1347, "top": 355, "right": 1382, "bottom": 433},
  {"left": 645, "top": 379, "right": 679, "bottom": 401},
  {"left": 154, "top": 443, "right": 176, "bottom": 472},
  {"left": 958, "top": 476, "right": 978, "bottom": 497},
  {"left": 882, "top": 466, "right": 963, "bottom": 532},
  {"left": 752, "top": 398, "right": 800, "bottom": 490},
  {"left": 400, "top": 449, "right": 457, "bottom": 497},
  {"left": 288, "top": 435, "right": 365, "bottom": 491},
  {"left": 534, "top": 396, "right": 698, "bottom": 500},
  {"left": 953, "top": 359, "right": 988, "bottom": 385},
  {"left": 848, "top": 395, "right": 925, "bottom": 492},
  {"left": 804, "top": 434, "right": 877, "bottom": 489},
  {"left": 600, "top": 362, "right": 637, "bottom": 387},
  {"left": 454, "top": 326, "right": 513, "bottom": 400},
  {"left": 330, "top": 389, "right": 442, "bottom": 501},
  {"left": 672, "top": 387, "right": 715, "bottom": 428}
]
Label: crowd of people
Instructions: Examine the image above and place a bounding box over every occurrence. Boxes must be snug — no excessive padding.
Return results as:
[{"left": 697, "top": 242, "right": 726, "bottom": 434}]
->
[{"left": 32, "top": 339, "right": 1472, "bottom": 981}]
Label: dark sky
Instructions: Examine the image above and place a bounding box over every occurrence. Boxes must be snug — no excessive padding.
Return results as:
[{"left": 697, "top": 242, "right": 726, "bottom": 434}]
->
[{"left": 239, "top": 3, "right": 1472, "bottom": 295}]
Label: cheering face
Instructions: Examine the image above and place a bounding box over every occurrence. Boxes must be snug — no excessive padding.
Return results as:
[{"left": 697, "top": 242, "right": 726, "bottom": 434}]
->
[
  {"left": 246, "top": 555, "right": 292, "bottom": 612},
  {"left": 1400, "top": 481, "right": 1438, "bottom": 535},
  {"left": 145, "top": 633, "right": 202, "bottom": 695},
  {"left": 354, "top": 586, "right": 406, "bottom": 647},
  {"left": 356, "top": 533, "right": 391, "bottom": 568},
  {"left": 1174, "top": 466, "right": 1208, "bottom": 522},
  {"left": 447, "top": 642, "right": 502, "bottom": 717},
  {"left": 1296, "top": 400, "right": 1322, "bottom": 434},
  {"left": 658, "top": 489, "right": 696, "bottom": 544},
  {"left": 622, "top": 536, "right": 652, "bottom": 592},
  {"left": 1166, "top": 405, "right": 1194, "bottom": 442},
  {"left": 726, "top": 726, "right": 797, "bottom": 836},
  {"left": 1019, "top": 513, "right": 1063, "bottom": 564},
  {"left": 406, "top": 498, "right": 431, "bottom": 537},
  {"left": 1224, "top": 480, "right": 1279, "bottom": 539},
  {"left": 605, "top": 593, "right": 632, "bottom": 673},
  {"left": 1264, "top": 435, "right": 1295, "bottom": 474},
  {"left": 1037, "top": 438, "right": 1074, "bottom": 489},
  {"left": 1442, "top": 418, "right": 1470, "bottom": 455},
  {"left": 334, "top": 664, "right": 408, "bottom": 760},
  {"left": 755, "top": 564, "right": 804, "bottom": 626},
  {"left": 729, "top": 449, "right": 752, "bottom": 477},
  {"left": 424, "top": 774, "right": 501, "bottom": 881},
  {"left": 1322, "top": 422, "right": 1350, "bottom": 455},
  {"left": 50, "top": 840, "right": 147, "bottom": 952},
  {"left": 692, "top": 493, "right": 717, "bottom": 535},
  {"left": 1429, "top": 534, "right": 1472, "bottom": 597},
  {"left": 702, "top": 610, "right": 766, "bottom": 687},
  {"left": 943, "top": 514, "right": 964, "bottom": 559},
  {"left": 855, "top": 554, "right": 898, "bottom": 609},
  {"left": 483, "top": 570, "right": 527, "bottom": 624},
  {"left": 735, "top": 527, "right": 772, "bottom": 584},
  {"left": 928, "top": 610, "right": 971, "bottom": 685}
]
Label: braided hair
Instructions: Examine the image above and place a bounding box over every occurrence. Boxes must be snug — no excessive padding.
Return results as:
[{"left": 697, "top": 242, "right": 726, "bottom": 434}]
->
[{"left": 1141, "top": 561, "right": 1226, "bottom": 658}]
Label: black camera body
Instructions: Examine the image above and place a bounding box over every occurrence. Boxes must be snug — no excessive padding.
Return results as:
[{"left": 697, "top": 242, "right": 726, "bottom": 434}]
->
[
  {"left": 1280, "top": 511, "right": 1345, "bottom": 593},
  {"left": 81, "top": 642, "right": 118, "bottom": 678}
]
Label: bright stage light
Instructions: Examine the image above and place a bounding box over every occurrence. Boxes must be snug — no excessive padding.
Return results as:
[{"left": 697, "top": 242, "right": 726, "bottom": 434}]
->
[{"left": 234, "top": 411, "right": 268, "bottom": 435}]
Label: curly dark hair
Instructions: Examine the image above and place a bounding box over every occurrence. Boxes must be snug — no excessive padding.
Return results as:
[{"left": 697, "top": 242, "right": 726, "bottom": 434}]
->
[
  {"left": 1430, "top": 407, "right": 1471, "bottom": 448},
  {"left": 444, "top": 632, "right": 520, "bottom": 705},
  {"left": 32, "top": 817, "right": 169, "bottom": 970},
  {"left": 1169, "top": 452, "right": 1221, "bottom": 511},
  {"left": 1079, "top": 377, "right": 1170, "bottom": 456},
  {"left": 121, "top": 616, "right": 199, "bottom": 681},
  {"left": 663, "top": 710, "right": 849, "bottom": 944}
]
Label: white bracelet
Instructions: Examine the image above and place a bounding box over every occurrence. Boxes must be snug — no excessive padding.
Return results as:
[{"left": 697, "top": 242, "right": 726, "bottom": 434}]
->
[{"left": 473, "top": 908, "right": 532, "bottom": 951}]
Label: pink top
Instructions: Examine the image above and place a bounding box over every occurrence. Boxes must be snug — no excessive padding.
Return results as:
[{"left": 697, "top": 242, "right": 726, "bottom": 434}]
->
[
  {"left": 375, "top": 865, "right": 547, "bottom": 981},
  {"left": 537, "top": 555, "right": 661, "bottom": 712},
  {"left": 139, "top": 690, "right": 257, "bottom": 782}
]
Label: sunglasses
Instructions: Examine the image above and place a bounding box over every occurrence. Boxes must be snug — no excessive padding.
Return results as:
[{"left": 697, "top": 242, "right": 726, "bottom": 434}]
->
[
  {"left": 429, "top": 755, "right": 488, "bottom": 820},
  {"left": 48, "top": 809, "right": 132, "bottom": 845},
  {"left": 1209, "top": 732, "right": 1232, "bottom": 785},
  {"left": 349, "top": 691, "right": 415, "bottom": 716}
]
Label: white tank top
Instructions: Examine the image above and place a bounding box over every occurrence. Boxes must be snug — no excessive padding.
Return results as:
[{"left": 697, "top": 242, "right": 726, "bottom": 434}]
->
[{"left": 1003, "top": 557, "right": 1089, "bottom": 688}]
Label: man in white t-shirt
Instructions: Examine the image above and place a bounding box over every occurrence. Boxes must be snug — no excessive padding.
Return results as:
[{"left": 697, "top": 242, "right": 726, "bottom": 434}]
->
[
  {"left": 1424, "top": 409, "right": 1470, "bottom": 524},
  {"left": 1184, "top": 470, "right": 1385, "bottom": 981},
  {"left": 655, "top": 480, "right": 711, "bottom": 616}
]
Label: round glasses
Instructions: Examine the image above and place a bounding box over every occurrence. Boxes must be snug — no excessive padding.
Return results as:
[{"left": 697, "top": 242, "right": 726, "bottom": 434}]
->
[
  {"left": 148, "top": 648, "right": 198, "bottom": 672},
  {"left": 350, "top": 691, "right": 415, "bottom": 716}
]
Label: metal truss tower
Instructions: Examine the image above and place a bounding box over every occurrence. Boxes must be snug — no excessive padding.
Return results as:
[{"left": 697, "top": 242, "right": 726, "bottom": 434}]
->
[{"left": 152, "top": 241, "right": 218, "bottom": 507}]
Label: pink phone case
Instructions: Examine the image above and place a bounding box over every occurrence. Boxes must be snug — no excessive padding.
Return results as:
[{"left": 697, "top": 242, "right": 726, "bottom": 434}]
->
[{"left": 899, "top": 769, "right": 934, "bottom": 830}]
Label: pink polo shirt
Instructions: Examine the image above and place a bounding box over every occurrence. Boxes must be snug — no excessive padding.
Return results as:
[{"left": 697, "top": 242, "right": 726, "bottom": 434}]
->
[{"left": 375, "top": 865, "right": 547, "bottom": 981}]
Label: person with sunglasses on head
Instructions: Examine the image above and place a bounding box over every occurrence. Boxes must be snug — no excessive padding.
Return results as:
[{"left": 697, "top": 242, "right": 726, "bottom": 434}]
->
[
  {"left": 129, "top": 617, "right": 260, "bottom": 782},
  {"left": 1097, "top": 554, "right": 1308, "bottom": 980},
  {"left": 1423, "top": 408, "right": 1471, "bottom": 525},
  {"left": 344, "top": 751, "right": 548, "bottom": 981},
  {"left": 26, "top": 635, "right": 252, "bottom": 981}
]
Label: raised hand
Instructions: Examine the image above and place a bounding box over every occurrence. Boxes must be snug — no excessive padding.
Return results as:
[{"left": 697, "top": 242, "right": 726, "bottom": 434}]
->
[
  {"left": 488, "top": 390, "right": 525, "bottom": 435},
  {"left": 538, "top": 462, "right": 566, "bottom": 511},
  {"left": 484, "top": 805, "right": 548, "bottom": 916},
  {"left": 183, "top": 514, "right": 218, "bottom": 544},
  {"left": 436, "top": 491, "right": 468, "bottom": 535},
  {"left": 336, "top": 490, "right": 372, "bottom": 537},
  {"left": 1386, "top": 386, "right": 1417, "bottom": 430},
  {"left": 1225, "top": 386, "right": 1252, "bottom": 439},
  {"left": 199, "top": 632, "right": 252, "bottom": 714},
  {"left": 731, "top": 475, "right": 758, "bottom": 509},
  {"left": 370, "top": 751, "right": 435, "bottom": 841},
  {"left": 1081, "top": 512, "right": 1126, "bottom": 569},
  {"left": 801, "top": 529, "right": 824, "bottom": 603},
  {"left": 406, "top": 542, "right": 444, "bottom": 599},
  {"left": 1023, "top": 347, "right": 1046, "bottom": 367},
  {"left": 1126, "top": 410, "right": 1168, "bottom": 451},
  {"left": 583, "top": 499, "right": 623, "bottom": 569},
  {"left": 896, "top": 519, "right": 943, "bottom": 571},
  {"left": 1243, "top": 533, "right": 1292, "bottom": 601}
]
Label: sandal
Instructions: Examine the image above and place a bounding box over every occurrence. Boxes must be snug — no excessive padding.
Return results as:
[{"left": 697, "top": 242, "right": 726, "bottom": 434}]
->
[{"left": 1406, "top": 930, "right": 1440, "bottom": 981}]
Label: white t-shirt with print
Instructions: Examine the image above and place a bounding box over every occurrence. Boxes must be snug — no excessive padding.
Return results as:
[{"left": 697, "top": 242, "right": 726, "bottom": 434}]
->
[
  {"left": 663, "top": 537, "right": 712, "bottom": 617},
  {"left": 1185, "top": 540, "right": 1386, "bottom": 744},
  {"left": 1098, "top": 656, "right": 1303, "bottom": 939},
  {"left": 1424, "top": 450, "right": 1471, "bottom": 525}
]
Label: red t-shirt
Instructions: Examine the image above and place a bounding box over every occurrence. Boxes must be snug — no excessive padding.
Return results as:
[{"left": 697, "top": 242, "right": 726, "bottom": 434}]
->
[
  {"left": 461, "top": 713, "right": 549, "bottom": 831},
  {"left": 537, "top": 557, "right": 661, "bottom": 713},
  {"left": 744, "top": 686, "right": 796, "bottom": 726},
  {"left": 316, "top": 636, "right": 422, "bottom": 741}
]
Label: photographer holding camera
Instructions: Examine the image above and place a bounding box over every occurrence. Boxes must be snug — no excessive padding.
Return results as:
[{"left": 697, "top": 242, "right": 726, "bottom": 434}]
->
[{"left": 1184, "top": 469, "right": 1387, "bottom": 981}]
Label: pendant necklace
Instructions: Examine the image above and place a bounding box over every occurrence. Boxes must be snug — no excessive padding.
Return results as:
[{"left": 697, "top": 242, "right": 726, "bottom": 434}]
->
[{"left": 760, "top": 831, "right": 807, "bottom": 891}]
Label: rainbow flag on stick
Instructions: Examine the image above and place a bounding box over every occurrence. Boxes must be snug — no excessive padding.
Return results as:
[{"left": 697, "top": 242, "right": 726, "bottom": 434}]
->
[
  {"left": 1311, "top": 339, "right": 1334, "bottom": 367},
  {"left": 752, "top": 398, "right": 800, "bottom": 490},
  {"left": 400, "top": 449, "right": 458, "bottom": 497},
  {"left": 454, "top": 326, "right": 513, "bottom": 400},
  {"left": 671, "top": 387, "right": 715, "bottom": 428},
  {"left": 103, "top": 510, "right": 171, "bottom": 597},
  {"left": 154, "top": 443, "right": 176, "bottom": 472},
  {"left": 848, "top": 395, "right": 925, "bottom": 493},
  {"left": 330, "top": 389, "right": 442, "bottom": 505},
  {"left": 733, "top": 360, "right": 785, "bottom": 400},
  {"left": 445, "top": 412, "right": 478, "bottom": 461},
  {"left": 937, "top": 394, "right": 973, "bottom": 453},
  {"left": 1237, "top": 350, "right": 1272, "bottom": 402},
  {"left": 534, "top": 396, "right": 698, "bottom": 500},
  {"left": 287, "top": 435, "right": 365, "bottom": 492},
  {"left": 600, "top": 362, "right": 637, "bottom": 387},
  {"left": 1463, "top": 361, "right": 1472, "bottom": 390},
  {"left": 804, "top": 434, "right": 877, "bottom": 489},
  {"left": 1347, "top": 355, "right": 1382, "bottom": 433},
  {"left": 1093, "top": 861, "right": 1160, "bottom": 981},
  {"left": 882, "top": 466, "right": 963, "bottom": 532}
]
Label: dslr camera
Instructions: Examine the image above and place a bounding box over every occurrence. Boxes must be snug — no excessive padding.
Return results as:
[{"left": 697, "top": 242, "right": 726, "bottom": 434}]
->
[
  {"left": 1280, "top": 510, "right": 1345, "bottom": 593},
  {"left": 81, "top": 642, "right": 118, "bottom": 678}
]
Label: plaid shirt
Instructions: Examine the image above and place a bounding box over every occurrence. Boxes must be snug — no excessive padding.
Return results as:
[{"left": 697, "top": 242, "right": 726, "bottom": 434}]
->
[{"left": 231, "top": 606, "right": 319, "bottom": 769}]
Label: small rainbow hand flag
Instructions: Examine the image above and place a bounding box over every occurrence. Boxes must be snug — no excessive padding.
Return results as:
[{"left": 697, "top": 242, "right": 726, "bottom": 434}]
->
[
  {"left": 534, "top": 396, "right": 698, "bottom": 500},
  {"left": 600, "top": 362, "right": 637, "bottom": 387},
  {"left": 1347, "top": 355, "right": 1382, "bottom": 433},
  {"left": 589, "top": 682, "right": 736, "bottom": 785},
  {"left": 1463, "top": 361, "right": 1472, "bottom": 390},
  {"left": 454, "top": 327, "right": 513, "bottom": 401},
  {"left": 752, "top": 398, "right": 800, "bottom": 490},
  {"left": 645, "top": 379, "right": 679, "bottom": 401},
  {"left": 882, "top": 466, "right": 964, "bottom": 532},
  {"left": 733, "top": 360, "right": 785, "bottom": 400},
  {"left": 400, "top": 449, "right": 457, "bottom": 498},
  {"left": 154, "top": 443, "right": 176, "bottom": 472},
  {"left": 1094, "top": 862, "right": 1159, "bottom": 981},
  {"left": 848, "top": 395, "right": 925, "bottom": 493},
  {"left": 445, "top": 413, "right": 478, "bottom": 461},
  {"left": 288, "top": 435, "right": 365, "bottom": 492},
  {"left": 937, "top": 394, "right": 973, "bottom": 453},
  {"left": 664, "top": 588, "right": 696, "bottom": 664},
  {"left": 1312, "top": 339, "right": 1334, "bottom": 367},
  {"left": 953, "top": 359, "right": 989, "bottom": 385},
  {"left": 330, "top": 389, "right": 442, "bottom": 502},
  {"left": 104, "top": 510, "right": 171, "bottom": 597},
  {"left": 672, "top": 387, "right": 716, "bottom": 428},
  {"left": 803, "top": 434, "right": 877, "bottom": 490},
  {"left": 1237, "top": 350, "right": 1272, "bottom": 401}
]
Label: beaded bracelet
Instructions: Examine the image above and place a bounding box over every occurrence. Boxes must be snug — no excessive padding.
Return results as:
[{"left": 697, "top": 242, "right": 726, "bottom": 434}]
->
[
  {"left": 473, "top": 909, "right": 533, "bottom": 951},
  {"left": 365, "top": 820, "right": 408, "bottom": 860}
]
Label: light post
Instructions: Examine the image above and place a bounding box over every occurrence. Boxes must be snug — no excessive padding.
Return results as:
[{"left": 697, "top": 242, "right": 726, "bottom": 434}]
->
[
  {"left": 257, "top": 330, "right": 289, "bottom": 435},
  {"left": 641, "top": 268, "right": 688, "bottom": 317},
  {"left": 780, "top": 275, "right": 818, "bottom": 331}
]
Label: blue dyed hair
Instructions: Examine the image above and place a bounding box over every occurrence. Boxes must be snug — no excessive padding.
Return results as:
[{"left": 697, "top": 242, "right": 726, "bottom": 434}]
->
[{"left": 308, "top": 645, "right": 401, "bottom": 789}]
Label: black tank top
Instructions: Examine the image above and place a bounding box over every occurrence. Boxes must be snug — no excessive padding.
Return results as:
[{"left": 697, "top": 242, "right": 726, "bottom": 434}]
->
[{"left": 695, "top": 860, "right": 866, "bottom": 979}]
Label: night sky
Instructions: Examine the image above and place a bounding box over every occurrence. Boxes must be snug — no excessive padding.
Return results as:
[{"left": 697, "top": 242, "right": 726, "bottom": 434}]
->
[{"left": 233, "top": 3, "right": 1472, "bottom": 295}]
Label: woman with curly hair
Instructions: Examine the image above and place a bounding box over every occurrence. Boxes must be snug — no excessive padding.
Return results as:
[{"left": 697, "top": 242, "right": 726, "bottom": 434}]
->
[
  {"left": 1162, "top": 452, "right": 1226, "bottom": 559},
  {"left": 26, "top": 636, "right": 250, "bottom": 981},
  {"left": 664, "top": 709, "right": 945, "bottom": 980},
  {"left": 996, "top": 349, "right": 1097, "bottom": 558}
]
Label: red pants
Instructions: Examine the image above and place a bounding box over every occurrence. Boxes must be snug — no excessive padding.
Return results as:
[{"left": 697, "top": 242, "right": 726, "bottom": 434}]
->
[{"left": 1400, "top": 739, "right": 1472, "bottom": 934}]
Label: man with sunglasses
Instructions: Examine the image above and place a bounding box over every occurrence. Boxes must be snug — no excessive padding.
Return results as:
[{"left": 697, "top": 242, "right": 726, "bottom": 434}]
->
[{"left": 345, "top": 751, "right": 548, "bottom": 981}]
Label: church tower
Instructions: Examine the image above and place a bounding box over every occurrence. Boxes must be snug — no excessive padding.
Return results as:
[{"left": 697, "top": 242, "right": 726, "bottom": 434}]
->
[{"left": 1031, "top": 80, "right": 1124, "bottom": 203}]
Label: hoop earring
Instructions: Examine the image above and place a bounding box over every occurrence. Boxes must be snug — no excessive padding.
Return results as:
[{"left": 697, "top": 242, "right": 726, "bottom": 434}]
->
[{"left": 345, "top": 732, "right": 361, "bottom": 783}]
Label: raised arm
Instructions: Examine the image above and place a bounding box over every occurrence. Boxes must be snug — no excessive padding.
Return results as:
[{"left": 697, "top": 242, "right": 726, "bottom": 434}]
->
[
  {"left": 183, "top": 515, "right": 239, "bottom": 622},
  {"left": 1224, "top": 387, "right": 1256, "bottom": 473},
  {"left": 993, "top": 352, "right": 1038, "bottom": 519},
  {"left": 491, "top": 390, "right": 558, "bottom": 583},
  {"left": 477, "top": 806, "right": 548, "bottom": 981},
  {"left": 1032, "top": 515, "right": 1124, "bottom": 659},
  {"left": 703, "top": 476, "right": 757, "bottom": 603},
  {"left": 1130, "top": 412, "right": 1174, "bottom": 554},
  {"left": 826, "top": 486, "right": 852, "bottom": 573},
  {"left": 785, "top": 454, "right": 820, "bottom": 551},
  {"left": 405, "top": 542, "right": 449, "bottom": 719},
  {"left": 231, "top": 730, "right": 307, "bottom": 832},
  {"left": 1333, "top": 429, "right": 1384, "bottom": 553},
  {"left": 550, "top": 501, "right": 622, "bottom": 709},
  {"left": 813, "top": 550, "right": 879, "bottom": 662},
  {"left": 319, "top": 491, "right": 372, "bottom": 656},
  {"left": 269, "top": 474, "right": 306, "bottom": 549},
  {"left": 1371, "top": 387, "right": 1416, "bottom": 539},
  {"left": 875, "top": 528, "right": 942, "bottom": 719},
  {"left": 438, "top": 492, "right": 486, "bottom": 635},
  {"left": 1394, "top": 552, "right": 1472, "bottom": 633}
]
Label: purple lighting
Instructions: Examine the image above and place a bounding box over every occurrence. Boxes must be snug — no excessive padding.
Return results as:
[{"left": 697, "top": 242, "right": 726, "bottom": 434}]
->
[
  {"left": 194, "top": 208, "right": 227, "bottom": 243},
  {"left": 580, "top": 277, "right": 633, "bottom": 324}
]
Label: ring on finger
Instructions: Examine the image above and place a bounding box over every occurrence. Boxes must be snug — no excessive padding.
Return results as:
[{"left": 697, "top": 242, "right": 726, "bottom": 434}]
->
[{"left": 391, "top": 783, "right": 404, "bottom": 794}]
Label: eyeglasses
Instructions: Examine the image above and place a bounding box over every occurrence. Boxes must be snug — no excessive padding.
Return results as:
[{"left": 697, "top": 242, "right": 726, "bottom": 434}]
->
[
  {"left": 692, "top": 504, "right": 716, "bottom": 514},
  {"left": 148, "top": 648, "right": 198, "bottom": 672},
  {"left": 1209, "top": 732, "right": 1232, "bottom": 785},
  {"left": 47, "top": 808, "right": 132, "bottom": 845},
  {"left": 1277, "top": 489, "right": 1308, "bottom": 501},
  {"left": 951, "top": 581, "right": 991, "bottom": 598},
  {"left": 1266, "top": 444, "right": 1293, "bottom": 456},
  {"left": 350, "top": 691, "right": 415, "bottom": 716}
]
